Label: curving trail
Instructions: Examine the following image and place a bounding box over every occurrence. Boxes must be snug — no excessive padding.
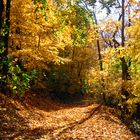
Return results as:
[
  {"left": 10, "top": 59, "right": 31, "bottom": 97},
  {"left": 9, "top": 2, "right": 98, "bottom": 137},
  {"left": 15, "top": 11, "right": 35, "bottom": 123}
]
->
[{"left": 0, "top": 92, "right": 139, "bottom": 140}]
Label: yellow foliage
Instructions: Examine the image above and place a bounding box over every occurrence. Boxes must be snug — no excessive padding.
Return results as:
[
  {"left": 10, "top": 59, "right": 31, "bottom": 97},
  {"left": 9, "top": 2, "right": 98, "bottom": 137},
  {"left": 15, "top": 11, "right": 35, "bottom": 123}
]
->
[
  {"left": 126, "top": 19, "right": 140, "bottom": 61},
  {"left": 8, "top": 0, "right": 97, "bottom": 70}
]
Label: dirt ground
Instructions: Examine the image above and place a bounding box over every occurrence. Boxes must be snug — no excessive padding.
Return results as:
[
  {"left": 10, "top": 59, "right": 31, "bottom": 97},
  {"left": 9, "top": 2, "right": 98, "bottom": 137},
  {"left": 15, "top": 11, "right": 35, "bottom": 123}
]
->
[{"left": 0, "top": 91, "right": 139, "bottom": 140}]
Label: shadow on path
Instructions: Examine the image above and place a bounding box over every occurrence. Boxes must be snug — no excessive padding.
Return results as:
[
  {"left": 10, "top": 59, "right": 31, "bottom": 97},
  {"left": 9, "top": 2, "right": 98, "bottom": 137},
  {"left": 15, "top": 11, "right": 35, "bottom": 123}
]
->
[{"left": 53, "top": 104, "right": 102, "bottom": 137}]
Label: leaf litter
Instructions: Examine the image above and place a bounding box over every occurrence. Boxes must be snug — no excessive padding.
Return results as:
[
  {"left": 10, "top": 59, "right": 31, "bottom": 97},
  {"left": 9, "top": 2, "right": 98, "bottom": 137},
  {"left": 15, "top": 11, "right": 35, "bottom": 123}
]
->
[{"left": 0, "top": 92, "right": 139, "bottom": 140}]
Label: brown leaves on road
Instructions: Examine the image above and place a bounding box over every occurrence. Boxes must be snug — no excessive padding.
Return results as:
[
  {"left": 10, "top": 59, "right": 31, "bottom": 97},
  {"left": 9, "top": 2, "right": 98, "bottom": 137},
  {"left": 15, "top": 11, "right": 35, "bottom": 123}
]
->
[{"left": 0, "top": 92, "right": 139, "bottom": 140}]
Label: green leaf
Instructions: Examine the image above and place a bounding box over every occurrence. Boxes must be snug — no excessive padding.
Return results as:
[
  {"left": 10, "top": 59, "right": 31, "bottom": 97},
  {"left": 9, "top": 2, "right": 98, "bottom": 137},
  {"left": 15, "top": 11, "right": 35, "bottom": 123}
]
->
[{"left": 13, "top": 75, "right": 18, "bottom": 81}]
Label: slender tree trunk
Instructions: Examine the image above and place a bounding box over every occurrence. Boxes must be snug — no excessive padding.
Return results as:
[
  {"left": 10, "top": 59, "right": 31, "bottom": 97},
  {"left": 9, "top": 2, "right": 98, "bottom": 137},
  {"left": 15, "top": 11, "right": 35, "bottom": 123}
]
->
[
  {"left": 128, "top": 2, "right": 131, "bottom": 27},
  {"left": 97, "top": 40, "right": 103, "bottom": 71},
  {"left": 121, "top": 0, "right": 130, "bottom": 98},
  {"left": 93, "top": 11, "right": 103, "bottom": 71},
  {"left": 0, "top": 0, "right": 4, "bottom": 57},
  {"left": 121, "top": 0, "right": 125, "bottom": 49},
  {"left": 121, "top": 0, "right": 126, "bottom": 80},
  {"left": 3, "top": 0, "right": 10, "bottom": 71},
  {"left": 0, "top": 0, "right": 4, "bottom": 89},
  {"left": 93, "top": 11, "right": 106, "bottom": 103},
  {"left": 121, "top": 0, "right": 129, "bottom": 81},
  {"left": 4, "top": 0, "right": 11, "bottom": 57},
  {"left": 0, "top": 0, "right": 4, "bottom": 90},
  {"left": 0, "top": 0, "right": 4, "bottom": 30},
  {"left": 84, "top": 3, "right": 104, "bottom": 100},
  {"left": 121, "top": 57, "right": 129, "bottom": 80},
  {"left": 84, "top": 2, "right": 103, "bottom": 70},
  {"left": 1, "top": 0, "right": 11, "bottom": 93}
]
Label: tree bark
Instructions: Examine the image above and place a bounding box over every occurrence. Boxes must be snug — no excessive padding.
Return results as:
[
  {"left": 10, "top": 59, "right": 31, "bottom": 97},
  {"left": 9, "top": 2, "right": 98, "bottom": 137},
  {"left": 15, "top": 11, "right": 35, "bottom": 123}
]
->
[
  {"left": 0, "top": 0, "right": 11, "bottom": 93},
  {"left": 121, "top": 0, "right": 130, "bottom": 81},
  {"left": 92, "top": 10, "right": 106, "bottom": 102},
  {"left": 93, "top": 11, "right": 103, "bottom": 71},
  {"left": 0, "top": 0, "right": 4, "bottom": 56},
  {"left": 83, "top": 2, "right": 103, "bottom": 71},
  {"left": 0, "top": 0, "right": 4, "bottom": 85},
  {"left": 0, "top": 0, "right": 4, "bottom": 30},
  {"left": 3, "top": 0, "right": 10, "bottom": 72},
  {"left": 121, "top": 0, "right": 131, "bottom": 99},
  {"left": 4, "top": 0, "right": 11, "bottom": 57}
]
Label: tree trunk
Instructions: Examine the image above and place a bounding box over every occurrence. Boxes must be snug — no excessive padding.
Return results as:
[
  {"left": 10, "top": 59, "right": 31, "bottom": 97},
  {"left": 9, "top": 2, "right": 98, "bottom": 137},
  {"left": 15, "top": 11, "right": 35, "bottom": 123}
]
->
[
  {"left": 4, "top": 0, "right": 10, "bottom": 56},
  {"left": 0, "top": 0, "right": 4, "bottom": 30},
  {"left": 2, "top": 0, "right": 11, "bottom": 74},
  {"left": 121, "top": 57, "right": 130, "bottom": 80},
  {"left": 93, "top": 10, "right": 106, "bottom": 103},
  {"left": 121, "top": 0, "right": 130, "bottom": 81},
  {"left": 0, "top": 0, "right": 4, "bottom": 59},
  {"left": 0, "top": 0, "right": 4, "bottom": 87},
  {"left": 121, "top": 0, "right": 130, "bottom": 98},
  {"left": 121, "top": 0, "right": 126, "bottom": 80},
  {"left": 93, "top": 11, "right": 103, "bottom": 71},
  {"left": 0, "top": 0, "right": 11, "bottom": 93}
]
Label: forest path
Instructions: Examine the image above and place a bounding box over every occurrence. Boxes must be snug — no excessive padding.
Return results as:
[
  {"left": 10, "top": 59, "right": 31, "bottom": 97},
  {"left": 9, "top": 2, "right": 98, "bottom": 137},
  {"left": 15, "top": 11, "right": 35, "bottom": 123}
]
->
[{"left": 0, "top": 92, "right": 139, "bottom": 140}]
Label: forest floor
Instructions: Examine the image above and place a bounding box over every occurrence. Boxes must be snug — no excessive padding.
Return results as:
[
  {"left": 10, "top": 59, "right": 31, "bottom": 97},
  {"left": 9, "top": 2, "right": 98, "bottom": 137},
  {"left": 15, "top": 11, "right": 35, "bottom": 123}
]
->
[{"left": 0, "top": 91, "right": 139, "bottom": 140}]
